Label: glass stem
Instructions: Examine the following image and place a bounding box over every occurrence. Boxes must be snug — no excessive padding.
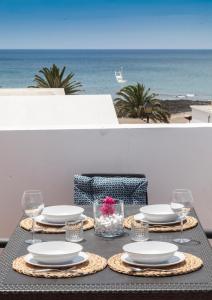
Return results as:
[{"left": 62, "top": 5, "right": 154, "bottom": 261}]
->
[
  {"left": 32, "top": 217, "right": 35, "bottom": 243},
  {"left": 180, "top": 218, "right": 183, "bottom": 242}
]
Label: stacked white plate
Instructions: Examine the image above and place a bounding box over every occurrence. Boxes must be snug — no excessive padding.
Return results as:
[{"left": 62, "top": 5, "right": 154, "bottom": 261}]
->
[
  {"left": 35, "top": 205, "right": 86, "bottom": 226},
  {"left": 134, "top": 204, "right": 185, "bottom": 225},
  {"left": 122, "top": 241, "right": 185, "bottom": 267},
  {"left": 24, "top": 241, "right": 88, "bottom": 268}
]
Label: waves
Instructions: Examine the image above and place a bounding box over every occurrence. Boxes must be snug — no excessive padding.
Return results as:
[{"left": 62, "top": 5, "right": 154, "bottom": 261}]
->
[
  {"left": 157, "top": 92, "right": 211, "bottom": 101},
  {"left": 0, "top": 49, "right": 212, "bottom": 101}
]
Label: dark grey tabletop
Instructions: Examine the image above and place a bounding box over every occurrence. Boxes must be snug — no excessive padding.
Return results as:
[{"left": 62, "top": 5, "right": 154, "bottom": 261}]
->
[{"left": 0, "top": 206, "right": 212, "bottom": 300}]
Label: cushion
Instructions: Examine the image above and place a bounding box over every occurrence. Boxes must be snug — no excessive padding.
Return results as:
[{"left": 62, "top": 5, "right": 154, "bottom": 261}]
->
[
  {"left": 74, "top": 175, "right": 93, "bottom": 205},
  {"left": 92, "top": 176, "right": 148, "bottom": 204}
]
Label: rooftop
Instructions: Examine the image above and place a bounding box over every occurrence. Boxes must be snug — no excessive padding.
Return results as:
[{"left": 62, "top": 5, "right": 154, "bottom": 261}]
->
[
  {"left": 0, "top": 88, "right": 65, "bottom": 96},
  {"left": 0, "top": 94, "right": 118, "bottom": 129},
  {"left": 191, "top": 105, "right": 212, "bottom": 113}
]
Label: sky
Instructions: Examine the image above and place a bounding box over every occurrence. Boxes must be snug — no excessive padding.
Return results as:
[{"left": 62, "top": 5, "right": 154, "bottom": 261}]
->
[{"left": 0, "top": 0, "right": 212, "bottom": 49}]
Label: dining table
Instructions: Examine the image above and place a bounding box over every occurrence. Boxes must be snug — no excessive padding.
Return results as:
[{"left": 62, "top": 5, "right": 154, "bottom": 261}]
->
[{"left": 0, "top": 205, "right": 212, "bottom": 300}]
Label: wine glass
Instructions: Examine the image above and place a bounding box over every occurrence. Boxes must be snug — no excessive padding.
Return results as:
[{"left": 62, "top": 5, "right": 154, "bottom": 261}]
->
[
  {"left": 21, "top": 190, "right": 44, "bottom": 244},
  {"left": 170, "top": 189, "right": 193, "bottom": 244}
]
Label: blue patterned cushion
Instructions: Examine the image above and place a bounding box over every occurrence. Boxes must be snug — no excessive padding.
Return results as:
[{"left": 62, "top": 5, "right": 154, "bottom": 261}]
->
[
  {"left": 74, "top": 175, "right": 93, "bottom": 205},
  {"left": 74, "top": 175, "right": 148, "bottom": 205},
  {"left": 92, "top": 176, "right": 148, "bottom": 204}
]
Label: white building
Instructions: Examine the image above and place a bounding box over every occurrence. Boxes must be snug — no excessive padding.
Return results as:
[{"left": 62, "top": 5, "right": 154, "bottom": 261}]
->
[
  {"left": 0, "top": 94, "right": 118, "bottom": 129},
  {"left": 0, "top": 88, "right": 65, "bottom": 96},
  {"left": 191, "top": 105, "right": 212, "bottom": 123}
]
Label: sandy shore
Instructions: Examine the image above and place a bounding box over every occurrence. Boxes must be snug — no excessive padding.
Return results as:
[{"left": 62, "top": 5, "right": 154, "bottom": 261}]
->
[
  {"left": 170, "top": 111, "right": 192, "bottom": 123},
  {"left": 118, "top": 111, "right": 190, "bottom": 124},
  {"left": 118, "top": 100, "right": 211, "bottom": 124}
]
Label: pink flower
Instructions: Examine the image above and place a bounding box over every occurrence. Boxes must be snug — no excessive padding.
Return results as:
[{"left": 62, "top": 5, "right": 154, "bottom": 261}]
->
[
  {"left": 100, "top": 196, "right": 116, "bottom": 216},
  {"left": 103, "top": 196, "right": 116, "bottom": 205}
]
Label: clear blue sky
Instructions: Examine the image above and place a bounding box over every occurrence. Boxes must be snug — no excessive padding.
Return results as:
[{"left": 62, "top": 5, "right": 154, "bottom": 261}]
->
[{"left": 0, "top": 0, "right": 212, "bottom": 49}]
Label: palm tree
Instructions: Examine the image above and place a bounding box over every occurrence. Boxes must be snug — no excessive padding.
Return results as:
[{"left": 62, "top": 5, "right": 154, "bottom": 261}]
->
[
  {"left": 114, "top": 83, "right": 170, "bottom": 123},
  {"left": 30, "top": 64, "right": 82, "bottom": 95}
]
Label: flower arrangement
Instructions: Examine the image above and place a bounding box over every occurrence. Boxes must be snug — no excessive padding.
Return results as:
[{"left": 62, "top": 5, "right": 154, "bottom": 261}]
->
[
  {"left": 93, "top": 196, "right": 124, "bottom": 238},
  {"left": 100, "top": 196, "right": 116, "bottom": 216}
]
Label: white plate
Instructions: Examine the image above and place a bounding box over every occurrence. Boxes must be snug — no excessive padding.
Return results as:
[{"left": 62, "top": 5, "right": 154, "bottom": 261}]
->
[
  {"left": 27, "top": 241, "right": 83, "bottom": 264},
  {"left": 134, "top": 213, "right": 186, "bottom": 225},
  {"left": 35, "top": 214, "right": 87, "bottom": 226},
  {"left": 42, "top": 205, "right": 84, "bottom": 223},
  {"left": 24, "top": 252, "right": 88, "bottom": 268},
  {"left": 121, "top": 251, "right": 185, "bottom": 267}
]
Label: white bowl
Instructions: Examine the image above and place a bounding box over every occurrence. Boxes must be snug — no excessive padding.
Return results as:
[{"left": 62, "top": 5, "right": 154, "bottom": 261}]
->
[
  {"left": 42, "top": 205, "right": 84, "bottom": 223},
  {"left": 123, "top": 241, "right": 178, "bottom": 264},
  {"left": 28, "top": 241, "right": 83, "bottom": 264},
  {"left": 140, "top": 204, "right": 177, "bottom": 222}
]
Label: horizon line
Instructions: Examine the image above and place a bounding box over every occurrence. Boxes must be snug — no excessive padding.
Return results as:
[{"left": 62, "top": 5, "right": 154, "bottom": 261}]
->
[{"left": 0, "top": 48, "right": 212, "bottom": 51}]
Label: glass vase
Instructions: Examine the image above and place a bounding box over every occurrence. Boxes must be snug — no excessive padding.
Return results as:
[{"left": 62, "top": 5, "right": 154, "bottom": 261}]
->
[{"left": 93, "top": 199, "right": 124, "bottom": 238}]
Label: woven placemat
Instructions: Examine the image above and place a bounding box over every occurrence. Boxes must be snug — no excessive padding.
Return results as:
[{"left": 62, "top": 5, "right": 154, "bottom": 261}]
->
[
  {"left": 12, "top": 252, "right": 107, "bottom": 278},
  {"left": 20, "top": 217, "right": 94, "bottom": 233},
  {"left": 124, "top": 216, "right": 198, "bottom": 232},
  {"left": 108, "top": 253, "right": 203, "bottom": 277}
]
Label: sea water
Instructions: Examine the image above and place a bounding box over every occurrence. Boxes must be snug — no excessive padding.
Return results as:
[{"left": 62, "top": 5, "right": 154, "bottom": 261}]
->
[{"left": 0, "top": 49, "right": 212, "bottom": 100}]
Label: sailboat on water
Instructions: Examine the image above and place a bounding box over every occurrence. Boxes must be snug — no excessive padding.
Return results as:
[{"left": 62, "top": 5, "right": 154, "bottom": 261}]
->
[{"left": 115, "top": 67, "right": 127, "bottom": 83}]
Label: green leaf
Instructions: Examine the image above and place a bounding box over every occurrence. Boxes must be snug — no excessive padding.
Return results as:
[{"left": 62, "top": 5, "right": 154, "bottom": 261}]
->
[
  {"left": 30, "top": 64, "right": 82, "bottom": 95},
  {"left": 114, "top": 83, "right": 170, "bottom": 123}
]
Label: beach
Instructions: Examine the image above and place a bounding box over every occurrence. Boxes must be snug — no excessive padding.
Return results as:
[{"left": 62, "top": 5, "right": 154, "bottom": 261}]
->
[
  {"left": 119, "top": 112, "right": 190, "bottom": 124},
  {"left": 118, "top": 99, "right": 211, "bottom": 124}
]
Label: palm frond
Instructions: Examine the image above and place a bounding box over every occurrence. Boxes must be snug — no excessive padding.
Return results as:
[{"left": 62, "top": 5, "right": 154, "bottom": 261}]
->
[
  {"left": 114, "top": 83, "right": 170, "bottom": 123},
  {"left": 30, "top": 64, "right": 82, "bottom": 95}
]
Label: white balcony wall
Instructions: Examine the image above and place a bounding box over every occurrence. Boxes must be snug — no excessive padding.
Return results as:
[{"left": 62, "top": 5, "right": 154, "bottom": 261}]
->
[
  {"left": 0, "top": 124, "right": 212, "bottom": 237},
  {"left": 0, "top": 88, "right": 65, "bottom": 96},
  {"left": 0, "top": 95, "right": 118, "bottom": 129}
]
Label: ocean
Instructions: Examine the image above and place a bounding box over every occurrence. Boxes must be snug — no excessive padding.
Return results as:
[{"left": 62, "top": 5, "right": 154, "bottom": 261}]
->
[{"left": 0, "top": 49, "right": 212, "bottom": 100}]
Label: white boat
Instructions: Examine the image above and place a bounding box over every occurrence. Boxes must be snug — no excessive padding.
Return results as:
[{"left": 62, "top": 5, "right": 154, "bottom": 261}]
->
[{"left": 115, "top": 68, "right": 127, "bottom": 83}]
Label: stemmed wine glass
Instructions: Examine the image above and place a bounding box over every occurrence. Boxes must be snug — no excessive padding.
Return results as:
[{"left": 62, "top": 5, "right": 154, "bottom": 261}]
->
[
  {"left": 170, "top": 189, "right": 193, "bottom": 244},
  {"left": 21, "top": 190, "right": 44, "bottom": 244}
]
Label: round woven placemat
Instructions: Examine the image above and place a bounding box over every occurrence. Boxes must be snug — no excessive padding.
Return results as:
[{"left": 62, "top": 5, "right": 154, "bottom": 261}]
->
[
  {"left": 108, "top": 253, "right": 203, "bottom": 277},
  {"left": 12, "top": 252, "right": 107, "bottom": 278},
  {"left": 124, "top": 216, "right": 198, "bottom": 232},
  {"left": 20, "top": 217, "right": 94, "bottom": 233}
]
